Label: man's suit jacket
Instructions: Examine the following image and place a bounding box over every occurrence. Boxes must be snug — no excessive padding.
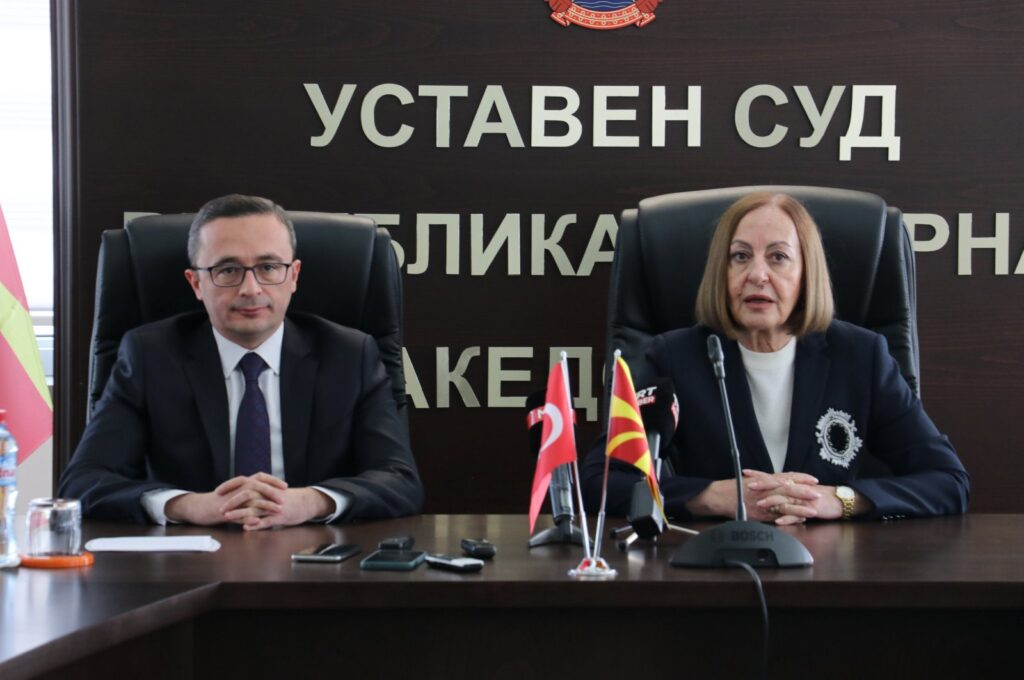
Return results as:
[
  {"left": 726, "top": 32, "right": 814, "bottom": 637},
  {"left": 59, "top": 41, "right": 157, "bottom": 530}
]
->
[
  {"left": 59, "top": 311, "right": 424, "bottom": 523},
  {"left": 583, "top": 321, "right": 969, "bottom": 520}
]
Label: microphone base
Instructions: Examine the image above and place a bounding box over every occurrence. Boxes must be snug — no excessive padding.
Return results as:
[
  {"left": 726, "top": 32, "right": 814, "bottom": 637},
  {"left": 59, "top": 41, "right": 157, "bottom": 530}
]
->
[
  {"left": 626, "top": 479, "right": 665, "bottom": 540},
  {"left": 670, "top": 520, "right": 813, "bottom": 569},
  {"left": 528, "top": 515, "right": 585, "bottom": 548},
  {"left": 568, "top": 556, "right": 617, "bottom": 580}
]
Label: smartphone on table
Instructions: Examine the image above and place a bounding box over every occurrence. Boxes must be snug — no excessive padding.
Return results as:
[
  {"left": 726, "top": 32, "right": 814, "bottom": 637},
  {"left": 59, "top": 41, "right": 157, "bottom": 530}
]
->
[
  {"left": 359, "top": 549, "right": 426, "bottom": 571},
  {"left": 424, "top": 553, "right": 485, "bottom": 573},
  {"left": 291, "top": 543, "right": 361, "bottom": 563}
]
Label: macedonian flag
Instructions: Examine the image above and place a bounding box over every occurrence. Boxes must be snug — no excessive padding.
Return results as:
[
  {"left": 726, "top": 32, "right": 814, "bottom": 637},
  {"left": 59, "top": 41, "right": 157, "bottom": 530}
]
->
[
  {"left": 606, "top": 355, "right": 664, "bottom": 516},
  {"left": 0, "top": 202, "right": 52, "bottom": 462}
]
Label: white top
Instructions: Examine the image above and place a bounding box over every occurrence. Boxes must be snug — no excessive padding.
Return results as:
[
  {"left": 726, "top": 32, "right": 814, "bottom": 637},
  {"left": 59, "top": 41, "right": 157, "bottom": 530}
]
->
[
  {"left": 738, "top": 338, "right": 797, "bottom": 473},
  {"left": 141, "top": 324, "right": 347, "bottom": 525}
]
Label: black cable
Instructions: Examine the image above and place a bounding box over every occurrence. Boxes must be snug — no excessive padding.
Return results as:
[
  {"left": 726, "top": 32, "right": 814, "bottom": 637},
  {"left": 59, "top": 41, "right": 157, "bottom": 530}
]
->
[{"left": 723, "top": 559, "right": 769, "bottom": 680}]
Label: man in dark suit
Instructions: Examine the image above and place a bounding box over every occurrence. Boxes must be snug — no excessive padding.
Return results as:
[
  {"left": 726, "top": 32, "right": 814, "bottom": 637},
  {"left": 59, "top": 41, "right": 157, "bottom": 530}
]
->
[{"left": 59, "top": 195, "right": 423, "bottom": 528}]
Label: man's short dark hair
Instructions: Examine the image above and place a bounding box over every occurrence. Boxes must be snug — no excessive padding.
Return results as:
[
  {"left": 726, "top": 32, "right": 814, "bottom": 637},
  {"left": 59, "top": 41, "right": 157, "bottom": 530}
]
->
[{"left": 188, "top": 194, "right": 296, "bottom": 266}]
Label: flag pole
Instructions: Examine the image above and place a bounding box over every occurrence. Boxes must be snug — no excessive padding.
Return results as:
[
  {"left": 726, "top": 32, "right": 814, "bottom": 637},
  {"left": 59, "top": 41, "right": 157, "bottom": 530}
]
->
[
  {"left": 561, "top": 351, "right": 592, "bottom": 560},
  {"left": 592, "top": 349, "right": 620, "bottom": 560}
]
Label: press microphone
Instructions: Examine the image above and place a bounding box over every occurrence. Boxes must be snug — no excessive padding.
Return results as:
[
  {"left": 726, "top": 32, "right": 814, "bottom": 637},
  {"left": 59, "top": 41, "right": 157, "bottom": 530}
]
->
[
  {"left": 626, "top": 378, "right": 679, "bottom": 539},
  {"left": 636, "top": 377, "right": 680, "bottom": 474},
  {"left": 525, "top": 390, "right": 574, "bottom": 524},
  {"left": 671, "top": 334, "right": 813, "bottom": 568}
]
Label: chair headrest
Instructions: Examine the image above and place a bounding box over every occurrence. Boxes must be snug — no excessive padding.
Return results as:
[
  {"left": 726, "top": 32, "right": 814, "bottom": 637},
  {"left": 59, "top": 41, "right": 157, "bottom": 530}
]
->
[
  {"left": 124, "top": 211, "right": 383, "bottom": 329},
  {"left": 633, "top": 186, "right": 888, "bottom": 332}
]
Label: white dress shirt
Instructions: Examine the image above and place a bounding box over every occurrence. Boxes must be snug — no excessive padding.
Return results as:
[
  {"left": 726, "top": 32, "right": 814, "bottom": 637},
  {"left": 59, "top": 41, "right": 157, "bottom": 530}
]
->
[{"left": 141, "top": 324, "right": 347, "bottom": 524}]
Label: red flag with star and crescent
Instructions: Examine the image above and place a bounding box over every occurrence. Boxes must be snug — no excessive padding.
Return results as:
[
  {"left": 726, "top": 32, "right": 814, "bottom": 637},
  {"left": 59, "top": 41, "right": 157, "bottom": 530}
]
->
[
  {"left": 606, "top": 356, "right": 664, "bottom": 516},
  {"left": 528, "top": 360, "right": 577, "bottom": 532}
]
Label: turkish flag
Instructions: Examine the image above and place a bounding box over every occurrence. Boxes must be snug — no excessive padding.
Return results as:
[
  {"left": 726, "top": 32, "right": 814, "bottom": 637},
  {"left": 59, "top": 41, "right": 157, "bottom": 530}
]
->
[{"left": 528, "top": 360, "right": 577, "bottom": 532}]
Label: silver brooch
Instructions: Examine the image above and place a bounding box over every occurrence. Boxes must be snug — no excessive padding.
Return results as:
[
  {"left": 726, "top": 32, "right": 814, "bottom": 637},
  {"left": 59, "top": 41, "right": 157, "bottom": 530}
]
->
[{"left": 816, "top": 408, "right": 863, "bottom": 469}]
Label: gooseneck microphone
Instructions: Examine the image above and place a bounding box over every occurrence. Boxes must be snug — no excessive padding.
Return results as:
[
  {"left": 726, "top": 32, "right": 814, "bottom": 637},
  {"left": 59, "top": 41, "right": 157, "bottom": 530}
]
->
[
  {"left": 707, "top": 335, "right": 748, "bottom": 522},
  {"left": 671, "top": 334, "right": 813, "bottom": 568}
]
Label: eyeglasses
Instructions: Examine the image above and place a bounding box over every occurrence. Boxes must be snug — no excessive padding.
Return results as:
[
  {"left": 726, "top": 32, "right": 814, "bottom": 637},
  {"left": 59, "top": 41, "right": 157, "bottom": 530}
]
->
[{"left": 192, "top": 262, "right": 294, "bottom": 288}]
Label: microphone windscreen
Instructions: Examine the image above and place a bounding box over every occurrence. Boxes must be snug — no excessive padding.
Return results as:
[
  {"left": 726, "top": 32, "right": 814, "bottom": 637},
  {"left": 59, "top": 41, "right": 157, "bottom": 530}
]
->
[
  {"left": 637, "top": 377, "right": 679, "bottom": 446},
  {"left": 707, "top": 334, "right": 724, "bottom": 363},
  {"left": 525, "top": 388, "right": 546, "bottom": 456},
  {"left": 525, "top": 389, "right": 545, "bottom": 411}
]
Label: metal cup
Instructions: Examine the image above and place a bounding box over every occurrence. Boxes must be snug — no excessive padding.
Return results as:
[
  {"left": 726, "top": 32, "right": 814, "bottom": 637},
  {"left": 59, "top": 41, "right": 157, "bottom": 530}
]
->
[{"left": 25, "top": 498, "right": 82, "bottom": 557}]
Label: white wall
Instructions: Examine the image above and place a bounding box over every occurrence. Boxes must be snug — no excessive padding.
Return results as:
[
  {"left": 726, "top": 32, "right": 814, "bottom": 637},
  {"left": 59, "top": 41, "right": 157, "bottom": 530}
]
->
[
  {"left": 2, "top": 1, "right": 56, "bottom": 511},
  {"left": 0, "top": 0, "right": 53, "bottom": 311}
]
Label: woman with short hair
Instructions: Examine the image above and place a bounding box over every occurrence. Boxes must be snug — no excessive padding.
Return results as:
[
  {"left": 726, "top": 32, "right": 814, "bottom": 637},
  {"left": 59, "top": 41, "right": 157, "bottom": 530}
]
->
[{"left": 584, "top": 192, "right": 969, "bottom": 523}]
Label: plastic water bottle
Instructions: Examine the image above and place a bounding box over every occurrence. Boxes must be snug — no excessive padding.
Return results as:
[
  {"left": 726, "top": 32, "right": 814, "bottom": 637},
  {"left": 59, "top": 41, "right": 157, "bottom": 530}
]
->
[{"left": 0, "top": 409, "right": 20, "bottom": 568}]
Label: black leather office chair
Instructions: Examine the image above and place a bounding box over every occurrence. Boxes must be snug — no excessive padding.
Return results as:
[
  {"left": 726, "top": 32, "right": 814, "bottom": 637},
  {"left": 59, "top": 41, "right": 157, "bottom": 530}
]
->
[
  {"left": 87, "top": 212, "right": 406, "bottom": 422},
  {"left": 606, "top": 185, "right": 919, "bottom": 396}
]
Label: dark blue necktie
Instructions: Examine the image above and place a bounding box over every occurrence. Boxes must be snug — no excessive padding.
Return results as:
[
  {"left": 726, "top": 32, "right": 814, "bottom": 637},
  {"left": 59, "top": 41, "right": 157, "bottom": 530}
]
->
[{"left": 234, "top": 352, "right": 271, "bottom": 477}]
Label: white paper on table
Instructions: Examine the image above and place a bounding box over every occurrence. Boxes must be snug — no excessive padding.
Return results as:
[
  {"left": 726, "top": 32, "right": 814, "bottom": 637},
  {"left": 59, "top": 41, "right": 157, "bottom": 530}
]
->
[{"left": 84, "top": 536, "right": 221, "bottom": 552}]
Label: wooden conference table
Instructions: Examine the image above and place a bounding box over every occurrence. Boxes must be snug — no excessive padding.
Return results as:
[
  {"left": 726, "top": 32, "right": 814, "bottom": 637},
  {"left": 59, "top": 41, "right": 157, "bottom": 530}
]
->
[{"left": 2, "top": 514, "right": 1022, "bottom": 679}]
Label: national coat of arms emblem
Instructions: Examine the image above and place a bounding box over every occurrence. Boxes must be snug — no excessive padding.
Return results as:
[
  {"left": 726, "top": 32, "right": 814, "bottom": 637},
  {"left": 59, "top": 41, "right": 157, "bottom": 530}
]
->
[{"left": 545, "top": 1, "right": 663, "bottom": 30}]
